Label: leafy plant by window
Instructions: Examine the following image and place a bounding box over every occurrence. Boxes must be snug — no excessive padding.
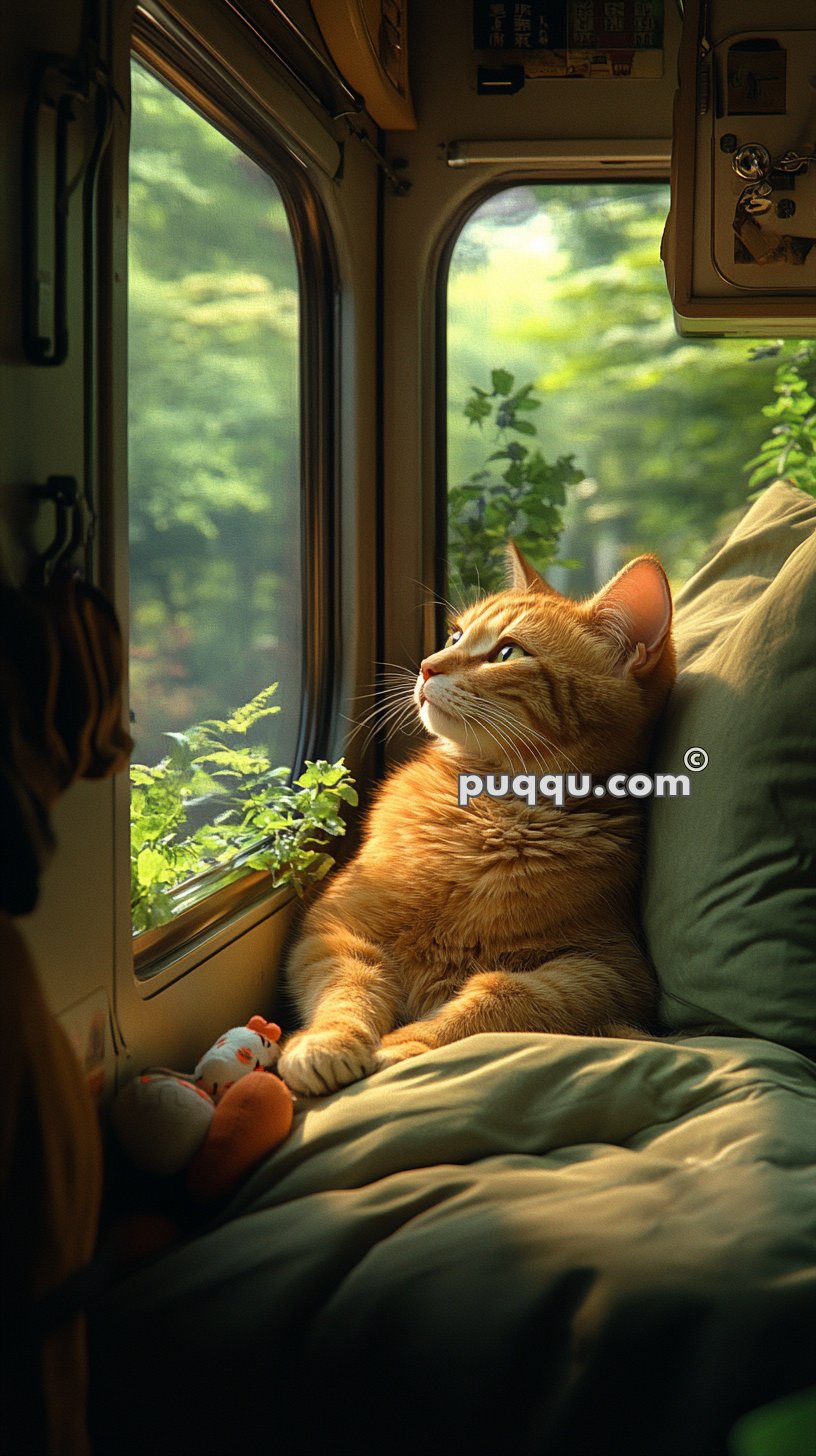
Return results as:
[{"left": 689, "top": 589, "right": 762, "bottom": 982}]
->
[
  {"left": 746, "top": 342, "right": 816, "bottom": 498},
  {"left": 448, "top": 370, "right": 584, "bottom": 602},
  {"left": 130, "top": 684, "right": 357, "bottom": 933}
]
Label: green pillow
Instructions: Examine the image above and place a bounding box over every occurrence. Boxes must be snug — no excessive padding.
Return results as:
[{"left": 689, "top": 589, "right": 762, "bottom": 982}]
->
[
  {"left": 643, "top": 480, "right": 816, "bottom": 1057},
  {"left": 729, "top": 1385, "right": 816, "bottom": 1456}
]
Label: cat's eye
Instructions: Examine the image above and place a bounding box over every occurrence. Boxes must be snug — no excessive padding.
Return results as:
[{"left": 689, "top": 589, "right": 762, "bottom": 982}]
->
[
  {"left": 445, "top": 628, "right": 463, "bottom": 648},
  {"left": 495, "top": 643, "right": 529, "bottom": 663}
]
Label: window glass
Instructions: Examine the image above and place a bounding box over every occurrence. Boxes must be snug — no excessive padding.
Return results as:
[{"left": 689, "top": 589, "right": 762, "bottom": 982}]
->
[
  {"left": 128, "top": 59, "right": 302, "bottom": 933},
  {"left": 447, "top": 183, "right": 786, "bottom": 601}
]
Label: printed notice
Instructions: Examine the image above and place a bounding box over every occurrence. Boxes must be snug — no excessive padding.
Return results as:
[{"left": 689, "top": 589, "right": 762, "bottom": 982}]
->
[{"left": 473, "top": 1, "right": 664, "bottom": 78}]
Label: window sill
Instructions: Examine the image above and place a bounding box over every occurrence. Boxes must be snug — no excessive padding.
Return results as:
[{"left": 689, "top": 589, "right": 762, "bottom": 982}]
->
[{"left": 133, "top": 868, "right": 296, "bottom": 988}]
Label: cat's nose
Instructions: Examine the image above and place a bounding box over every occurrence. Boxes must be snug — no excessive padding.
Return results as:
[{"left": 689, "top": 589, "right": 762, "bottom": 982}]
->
[{"left": 421, "top": 662, "right": 438, "bottom": 681}]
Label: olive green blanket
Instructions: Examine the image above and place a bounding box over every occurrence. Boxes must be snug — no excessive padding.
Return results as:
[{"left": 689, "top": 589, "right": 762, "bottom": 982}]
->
[{"left": 91, "top": 1031, "right": 816, "bottom": 1456}]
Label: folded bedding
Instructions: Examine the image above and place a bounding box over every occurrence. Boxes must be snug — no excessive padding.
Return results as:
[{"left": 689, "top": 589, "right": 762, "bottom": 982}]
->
[{"left": 90, "top": 1030, "right": 816, "bottom": 1456}]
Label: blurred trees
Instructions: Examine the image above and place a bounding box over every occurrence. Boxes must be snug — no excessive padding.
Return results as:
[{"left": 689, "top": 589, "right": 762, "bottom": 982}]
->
[
  {"left": 448, "top": 184, "right": 787, "bottom": 594},
  {"left": 128, "top": 61, "right": 302, "bottom": 766}
]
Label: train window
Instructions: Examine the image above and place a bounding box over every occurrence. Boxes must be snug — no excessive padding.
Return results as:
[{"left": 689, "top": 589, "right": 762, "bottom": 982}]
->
[
  {"left": 128, "top": 58, "right": 302, "bottom": 943},
  {"left": 447, "top": 182, "right": 783, "bottom": 601}
]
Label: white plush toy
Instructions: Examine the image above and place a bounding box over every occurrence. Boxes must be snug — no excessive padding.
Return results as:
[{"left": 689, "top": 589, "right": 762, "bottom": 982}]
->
[
  {"left": 112, "top": 1016, "right": 286, "bottom": 1179},
  {"left": 194, "top": 1017, "right": 281, "bottom": 1099}
]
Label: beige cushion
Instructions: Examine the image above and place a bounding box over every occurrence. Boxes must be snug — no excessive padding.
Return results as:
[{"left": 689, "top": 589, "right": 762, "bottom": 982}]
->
[{"left": 643, "top": 480, "right": 816, "bottom": 1056}]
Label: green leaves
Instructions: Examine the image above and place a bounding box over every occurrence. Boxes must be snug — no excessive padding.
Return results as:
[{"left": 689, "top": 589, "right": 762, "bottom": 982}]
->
[
  {"left": 212, "top": 684, "right": 281, "bottom": 736},
  {"left": 130, "top": 682, "right": 356, "bottom": 933},
  {"left": 464, "top": 393, "right": 492, "bottom": 428},
  {"left": 448, "top": 373, "right": 583, "bottom": 600},
  {"left": 746, "top": 342, "right": 816, "bottom": 498}
]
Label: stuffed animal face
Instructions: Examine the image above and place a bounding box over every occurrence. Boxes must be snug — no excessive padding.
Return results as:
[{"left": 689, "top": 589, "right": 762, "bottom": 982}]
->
[{"left": 194, "top": 1019, "right": 282, "bottom": 1101}]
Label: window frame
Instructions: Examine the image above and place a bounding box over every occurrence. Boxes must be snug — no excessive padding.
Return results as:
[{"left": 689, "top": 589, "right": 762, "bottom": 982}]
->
[{"left": 128, "top": 10, "right": 339, "bottom": 980}]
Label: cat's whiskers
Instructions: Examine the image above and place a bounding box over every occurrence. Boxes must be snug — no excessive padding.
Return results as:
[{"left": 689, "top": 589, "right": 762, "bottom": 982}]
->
[
  {"left": 362, "top": 692, "right": 417, "bottom": 730},
  {"left": 494, "top": 718, "right": 575, "bottom": 775},
  {"left": 380, "top": 712, "right": 424, "bottom": 751},
  {"left": 339, "top": 655, "right": 426, "bottom": 754},
  {"left": 346, "top": 664, "right": 416, "bottom": 712},
  {"left": 340, "top": 708, "right": 408, "bottom": 750},
  {"left": 435, "top": 684, "right": 539, "bottom": 772},
  {"left": 485, "top": 725, "right": 547, "bottom": 776},
  {"left": 342, "top": 684, "right": 418, "bottom": 751},
  {"left": 377, "top": 659, "right": 421, "bottom": 676},
  {"left": 475, "top": 716, "right": 529, "bottom": 773},
  {"left": 409, "top": 578, "right": 470, "bottom": 620},
  {"left": 465, "top": 698, "right": 556, "bottom": 776},
  {"left": 471, "top": 696, "right": 582, "bottom": 775},
  {"left": 468, "top": 699, "right": 546, "bottom": 767},
  {"left": 348, "top": 681, "right": 413, "bottom": 707},
  {"left": 361, "top": 696, "right": 423, "bottom": 753},
  {"left": 356, "top": 711, "right": 413, "bottom": 756},
  {"left": 438, "top": 698, "right": 493, "bottom": 761},
  {"left": 346, "top": 686, "right": 416, "bottom": 729}
]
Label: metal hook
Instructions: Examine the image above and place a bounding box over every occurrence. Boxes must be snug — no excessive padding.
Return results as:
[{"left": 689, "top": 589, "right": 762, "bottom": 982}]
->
[{"left": 31, "top": 474, "right": 80, "bottom": 581}]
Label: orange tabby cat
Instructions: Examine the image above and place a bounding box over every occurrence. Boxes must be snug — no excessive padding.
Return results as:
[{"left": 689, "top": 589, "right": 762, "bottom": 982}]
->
[{"left": 278, "top": 543, "right": 675, "bottom": 1097}]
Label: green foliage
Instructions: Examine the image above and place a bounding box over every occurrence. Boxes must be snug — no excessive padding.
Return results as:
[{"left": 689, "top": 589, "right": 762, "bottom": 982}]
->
[
  {"left": 448, "top": 184, "right": 783, "bottom": 593},
  {"left": 745, "top": 342, "right": 816, "bottom": 497},
  {"left": 449, "top": 371, "right": 583, "bottom": 601},
  {"left": 130, "top": 683, "right": 357, "bottom": 933}
]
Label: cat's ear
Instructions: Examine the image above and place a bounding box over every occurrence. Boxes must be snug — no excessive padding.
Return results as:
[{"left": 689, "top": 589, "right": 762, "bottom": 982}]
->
[
  {"left": 588, "top": 555, "right": 672, "bottom": 677},
  {"left": 505, "top": 541, "right": 557, "bottom": 595}
]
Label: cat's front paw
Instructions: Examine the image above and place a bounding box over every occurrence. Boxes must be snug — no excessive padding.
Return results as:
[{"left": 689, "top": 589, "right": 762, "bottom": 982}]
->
[
  {"left": 278, "top": 1028, "right": 377, "bottom": 1097},
  {"left": 373, "top": 1023, "right": 437, "bottom": 1072},
  {"left": 373, "top": 1039, "right": 430, "bottom": 1072}
]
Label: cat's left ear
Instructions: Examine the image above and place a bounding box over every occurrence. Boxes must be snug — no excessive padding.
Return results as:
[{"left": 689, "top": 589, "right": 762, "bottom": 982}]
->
[
  {"left": 505, "top": 541, "right": 558, "bottom": 595},
  {"left": 588, "top": 555, "right": 672, "bottom": 677}
]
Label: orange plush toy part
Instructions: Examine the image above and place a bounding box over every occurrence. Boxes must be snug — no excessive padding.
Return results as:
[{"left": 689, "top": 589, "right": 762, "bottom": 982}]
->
[{"left": 186, "top": 1070, "right": 293, "bottom": 1203}]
